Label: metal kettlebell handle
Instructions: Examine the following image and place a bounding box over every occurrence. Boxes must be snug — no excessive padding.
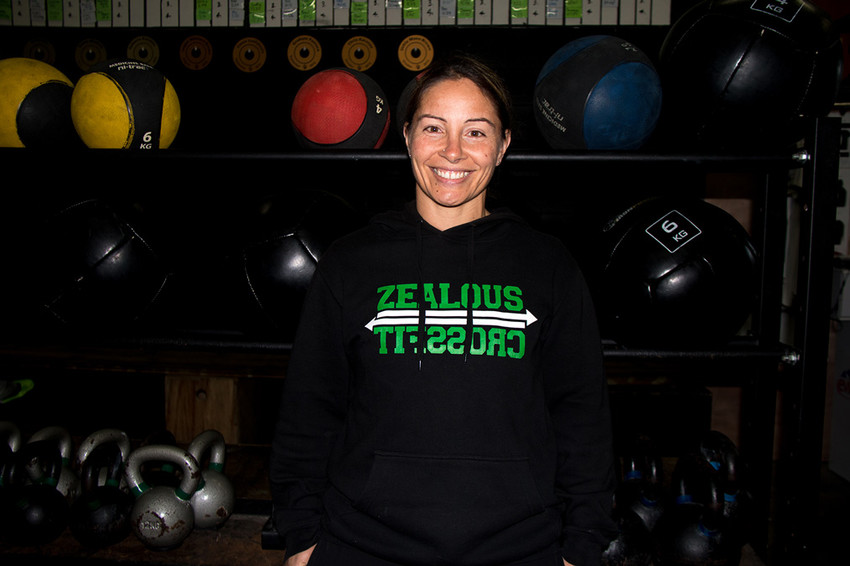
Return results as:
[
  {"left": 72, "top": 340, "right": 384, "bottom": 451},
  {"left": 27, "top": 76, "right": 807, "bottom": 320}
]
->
[
  {"left": 28, "top": 426, "right": 74, "bottom": 463},
  {"left": 125, "top": 445, "right": 201, "bottom": 501},
  {"left": 0, "top": 421, "right": 22, "bottom": 453},
  {"left": 187, "top": 429, "right": 226, "bottom": 472},
  {"left": 77, "top": 428, "right": 131, "bottom": 470}
]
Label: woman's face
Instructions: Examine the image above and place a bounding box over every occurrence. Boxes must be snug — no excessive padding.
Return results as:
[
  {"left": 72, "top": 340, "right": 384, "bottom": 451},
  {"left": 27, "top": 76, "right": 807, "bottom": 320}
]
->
[{"left": 404, "top": 77, "right": 511, "bottom": 223}]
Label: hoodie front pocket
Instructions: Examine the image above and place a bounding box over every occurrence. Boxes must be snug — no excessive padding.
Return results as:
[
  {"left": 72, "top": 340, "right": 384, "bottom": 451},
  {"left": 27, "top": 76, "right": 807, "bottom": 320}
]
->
[{"left": 355, "top": 451, "right": 547, "bottom": 552}]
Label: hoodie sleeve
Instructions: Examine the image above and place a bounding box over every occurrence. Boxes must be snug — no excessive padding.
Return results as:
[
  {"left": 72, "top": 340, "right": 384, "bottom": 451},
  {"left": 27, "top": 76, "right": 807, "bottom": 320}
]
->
[
  {"left": 544, "top": 255, "right": 618, "bottom": 566},
  {"left": 269, "top": 266, "right": 348, "bottom": 560}
]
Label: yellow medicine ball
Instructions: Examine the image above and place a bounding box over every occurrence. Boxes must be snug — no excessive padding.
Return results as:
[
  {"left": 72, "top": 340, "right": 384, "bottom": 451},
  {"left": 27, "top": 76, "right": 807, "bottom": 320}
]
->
[
  {"left": 71, "top": 59, "right": 180, "bottom": 149},
  {"left": 0, "top": 57, "right": 76, "bottom": 148}
]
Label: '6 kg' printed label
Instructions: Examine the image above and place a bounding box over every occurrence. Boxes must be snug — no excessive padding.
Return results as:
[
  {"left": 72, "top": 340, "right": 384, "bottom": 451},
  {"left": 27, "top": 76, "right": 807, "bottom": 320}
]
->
[
  {"left": 645, "top": 210, "right": 702, "bottom": 253},
  {"left": 749, "top": 0, "right": 803, "bottom": 24}
]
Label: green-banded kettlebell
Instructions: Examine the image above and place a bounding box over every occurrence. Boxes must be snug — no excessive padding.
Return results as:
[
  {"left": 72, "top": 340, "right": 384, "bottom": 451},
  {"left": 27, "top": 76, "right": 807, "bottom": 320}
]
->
[
  {"left": 124, "top": 444, "right": 201, "bottom": 550},
  {"left": 0, "top": 439, "right": 71, "bottom": 546},
  {"left": 70, "top": 429, "right": 134, "bottom": 548},
  {"left": 77, "top": 428, "right": 132, "bottom": 491},
  {"left": 27, "top": 425, "right": 80, "bottom": 504},
  {"left": 187, "top": 429, "right": 235, "bottom": 529}
]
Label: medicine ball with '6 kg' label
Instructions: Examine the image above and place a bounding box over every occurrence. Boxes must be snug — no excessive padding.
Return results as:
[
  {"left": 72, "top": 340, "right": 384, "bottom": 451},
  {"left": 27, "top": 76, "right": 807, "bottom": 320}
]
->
[
  {"left": 71, "top": 59, "right": 180, "bottom": 149},
  {"left": 594, "top": 197, "right": 758, "bottom": 348}
]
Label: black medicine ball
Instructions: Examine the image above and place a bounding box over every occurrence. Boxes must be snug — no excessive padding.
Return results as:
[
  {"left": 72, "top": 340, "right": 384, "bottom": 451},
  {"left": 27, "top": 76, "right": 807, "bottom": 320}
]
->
[
  {"left": 595, "top": 197, "right": 758, "bottom": 348},
  {"left": 658, "top": 0, "right": 843, "bottom": 149},
  {"left": 24, "top": 199, "right": 169, "bottom": 331},
  {"left": 240, "top": 189, "right": 364, "bottom": 337}
]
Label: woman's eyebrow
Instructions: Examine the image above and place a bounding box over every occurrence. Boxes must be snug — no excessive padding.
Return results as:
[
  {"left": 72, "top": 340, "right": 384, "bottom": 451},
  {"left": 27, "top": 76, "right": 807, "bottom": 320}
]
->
[{"left": 416, "top": 114, "right": 496, "bottom": 127}]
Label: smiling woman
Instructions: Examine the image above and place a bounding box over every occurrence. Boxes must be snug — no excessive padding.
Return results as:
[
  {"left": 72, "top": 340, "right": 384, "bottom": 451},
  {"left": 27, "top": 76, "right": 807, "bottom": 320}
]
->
[{"left": 270, "top": 54, "right": 616, "bottom": 566}]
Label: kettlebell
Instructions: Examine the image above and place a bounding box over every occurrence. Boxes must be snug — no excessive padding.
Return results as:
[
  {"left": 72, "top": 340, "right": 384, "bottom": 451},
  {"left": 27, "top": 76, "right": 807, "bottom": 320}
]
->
[
  {"left": 617, "top": 434, "right": 667, "bottom": 534},
  {"left": 602, "top": 440, "right": 663, "bottom": 566},
  {"left": 626, "top": 454, "right": 667, "bottom": 534},
  {"left": 0, "top": 439, "right": 71, "bottom": 546},
  {"left": 187, "top": 429, "right": 235, "bottom": 529},
  {"left": 652, "top": 454, "right": 740, "bottom": 566},
  {"left": 124, "top": 444, "right": 201, "bottom": 550},
  {"left": 70, "top": 429, "right": 134, "bottom": 548},
  {"left": 27, "top": 425, "right": 80, "bottom": 504},
  {"left": 602, "top": 505, "right": 653, "bottom": 566},
  {"left": 697, "top": 430, "right": 753, "bottom": 548},
  {"left": 77, "top": 428, "right": 132, "bottom": 491}
]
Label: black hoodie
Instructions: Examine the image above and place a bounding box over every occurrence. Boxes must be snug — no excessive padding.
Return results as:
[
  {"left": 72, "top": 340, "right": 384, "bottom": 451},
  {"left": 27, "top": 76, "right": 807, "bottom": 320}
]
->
[{"left": 270, "top": 201, "right": 616, "bottom": 566}]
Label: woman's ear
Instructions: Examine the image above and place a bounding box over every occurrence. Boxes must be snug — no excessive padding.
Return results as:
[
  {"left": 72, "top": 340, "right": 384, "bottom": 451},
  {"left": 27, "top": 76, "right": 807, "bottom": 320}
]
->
[
  {"left": 497, "top": 129, "right": 512, "bottom": 166},
  {"left": 403, "top": 122, "right": 411, "bottom": 152}
]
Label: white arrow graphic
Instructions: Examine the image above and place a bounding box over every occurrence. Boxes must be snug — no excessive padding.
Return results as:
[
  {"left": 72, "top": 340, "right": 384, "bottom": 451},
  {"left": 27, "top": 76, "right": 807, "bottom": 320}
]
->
[{"left": 365, "top": 309, "right": 537, "bottom": 331}]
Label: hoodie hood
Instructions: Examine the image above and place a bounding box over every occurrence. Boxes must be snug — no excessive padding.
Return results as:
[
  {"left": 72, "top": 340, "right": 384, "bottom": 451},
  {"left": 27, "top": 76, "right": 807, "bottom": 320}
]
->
[{"left": 371, "top": 201, "right": 529, "bottom": 369}]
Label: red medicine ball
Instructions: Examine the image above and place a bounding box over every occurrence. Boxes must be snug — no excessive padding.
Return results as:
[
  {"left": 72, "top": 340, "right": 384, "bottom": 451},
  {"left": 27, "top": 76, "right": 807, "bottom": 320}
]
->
[{"left": 291, "top": 68, "right": 390, "bottom": 149}]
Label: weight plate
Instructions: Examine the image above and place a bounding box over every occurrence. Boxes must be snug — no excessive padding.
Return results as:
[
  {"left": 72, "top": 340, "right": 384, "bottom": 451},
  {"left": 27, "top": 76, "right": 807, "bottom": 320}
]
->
[
  {"left": 180, "top": 35, "right": 214, "bottom": 71},
  {"left": 397, "top": 34, "right": 434, "bottom": 72},
  {"left": 75, "top": 38, "right": 108, "bottom": 72},
  {"left": 287, "top": 35, "right": 322, "bottom": 71},
  {"left": 23, "top": 39, "right": 56, "bottom": 65},
  {"left": 127, "top": 36, "right": 160, "bottom": 66},
  {"left": 342, "top": 36, "right": 377, "bottom": 71},
  {"left": 233, "top": 37, "right": 267, "bottom": 73}
]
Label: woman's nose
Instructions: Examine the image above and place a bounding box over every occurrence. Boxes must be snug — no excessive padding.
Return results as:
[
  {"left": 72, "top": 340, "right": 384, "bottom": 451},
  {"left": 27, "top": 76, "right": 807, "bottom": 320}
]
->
[{"left": 441, "top": 134, "right": 464, "bottom": 161}]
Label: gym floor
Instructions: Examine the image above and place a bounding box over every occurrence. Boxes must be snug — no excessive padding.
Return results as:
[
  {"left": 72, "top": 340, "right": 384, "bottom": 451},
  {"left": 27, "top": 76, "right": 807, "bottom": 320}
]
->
[{"left": 0, "top": 446, "right": 847, "bottom": 565}]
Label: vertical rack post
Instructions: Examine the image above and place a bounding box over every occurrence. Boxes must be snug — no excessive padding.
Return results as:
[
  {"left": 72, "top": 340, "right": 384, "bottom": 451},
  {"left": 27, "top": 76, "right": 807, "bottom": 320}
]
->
[
  {"left": 740, "top": 161, "right": 790, "bottom": 557},
  {"left": 776, "top": 116, "right": 840, "bottom": 562}
]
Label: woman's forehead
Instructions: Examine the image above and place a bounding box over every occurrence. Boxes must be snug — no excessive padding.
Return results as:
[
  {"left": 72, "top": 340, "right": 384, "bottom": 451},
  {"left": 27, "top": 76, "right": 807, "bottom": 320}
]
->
[{"left": 416, "top": 78, "right": 499, "bottom": 118}]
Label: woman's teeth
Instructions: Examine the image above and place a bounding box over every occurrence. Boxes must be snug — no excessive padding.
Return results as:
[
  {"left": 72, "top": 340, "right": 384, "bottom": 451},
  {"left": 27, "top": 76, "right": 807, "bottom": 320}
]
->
[{"left": 434, "top": 168, "right": 470, "bottom": 180}]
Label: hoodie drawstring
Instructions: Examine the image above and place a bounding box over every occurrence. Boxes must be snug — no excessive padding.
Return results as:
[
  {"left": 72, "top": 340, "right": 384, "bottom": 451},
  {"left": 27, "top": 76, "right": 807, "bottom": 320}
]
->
[
  {"left": 416, "top": 219, "right": 426, "bottom": 371},
  {"left": 463, "top": 224, "right": 475, "bottom": 363}
]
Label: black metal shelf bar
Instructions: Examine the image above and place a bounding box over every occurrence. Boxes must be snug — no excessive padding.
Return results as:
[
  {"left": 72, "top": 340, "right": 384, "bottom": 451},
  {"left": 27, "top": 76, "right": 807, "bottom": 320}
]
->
[{"left": 0, "top": 147, "right": 805, "bottom": 168}]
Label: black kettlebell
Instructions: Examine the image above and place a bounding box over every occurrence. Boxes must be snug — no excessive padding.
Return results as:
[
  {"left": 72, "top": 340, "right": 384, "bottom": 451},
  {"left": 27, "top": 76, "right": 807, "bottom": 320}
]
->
[
  {"left": 623, "top": 453, "right": 667, "bottom": 535},
  {"left": 603, "top": 490, "right": 653, "bottom": 566},
  {"left": 603, "top": 509, "right": 653, "bottom": 566},
  {"left": 652, "top": 454, "right": 740, "bottom": 566},
  {"left": 0, "top": 439, "right": 71, "bottom": 546},
  {"left": 603, "top": 439, "right": 664, "bottom": 566},
  {"left": 70, "top": 442, "right": 134, "bottom": 548},
  {"left": 697, "top": 430, "right": 753, "bottom": 548},
  {"left": 617, "top": 434, "right": 667, "bottom": 534}
]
